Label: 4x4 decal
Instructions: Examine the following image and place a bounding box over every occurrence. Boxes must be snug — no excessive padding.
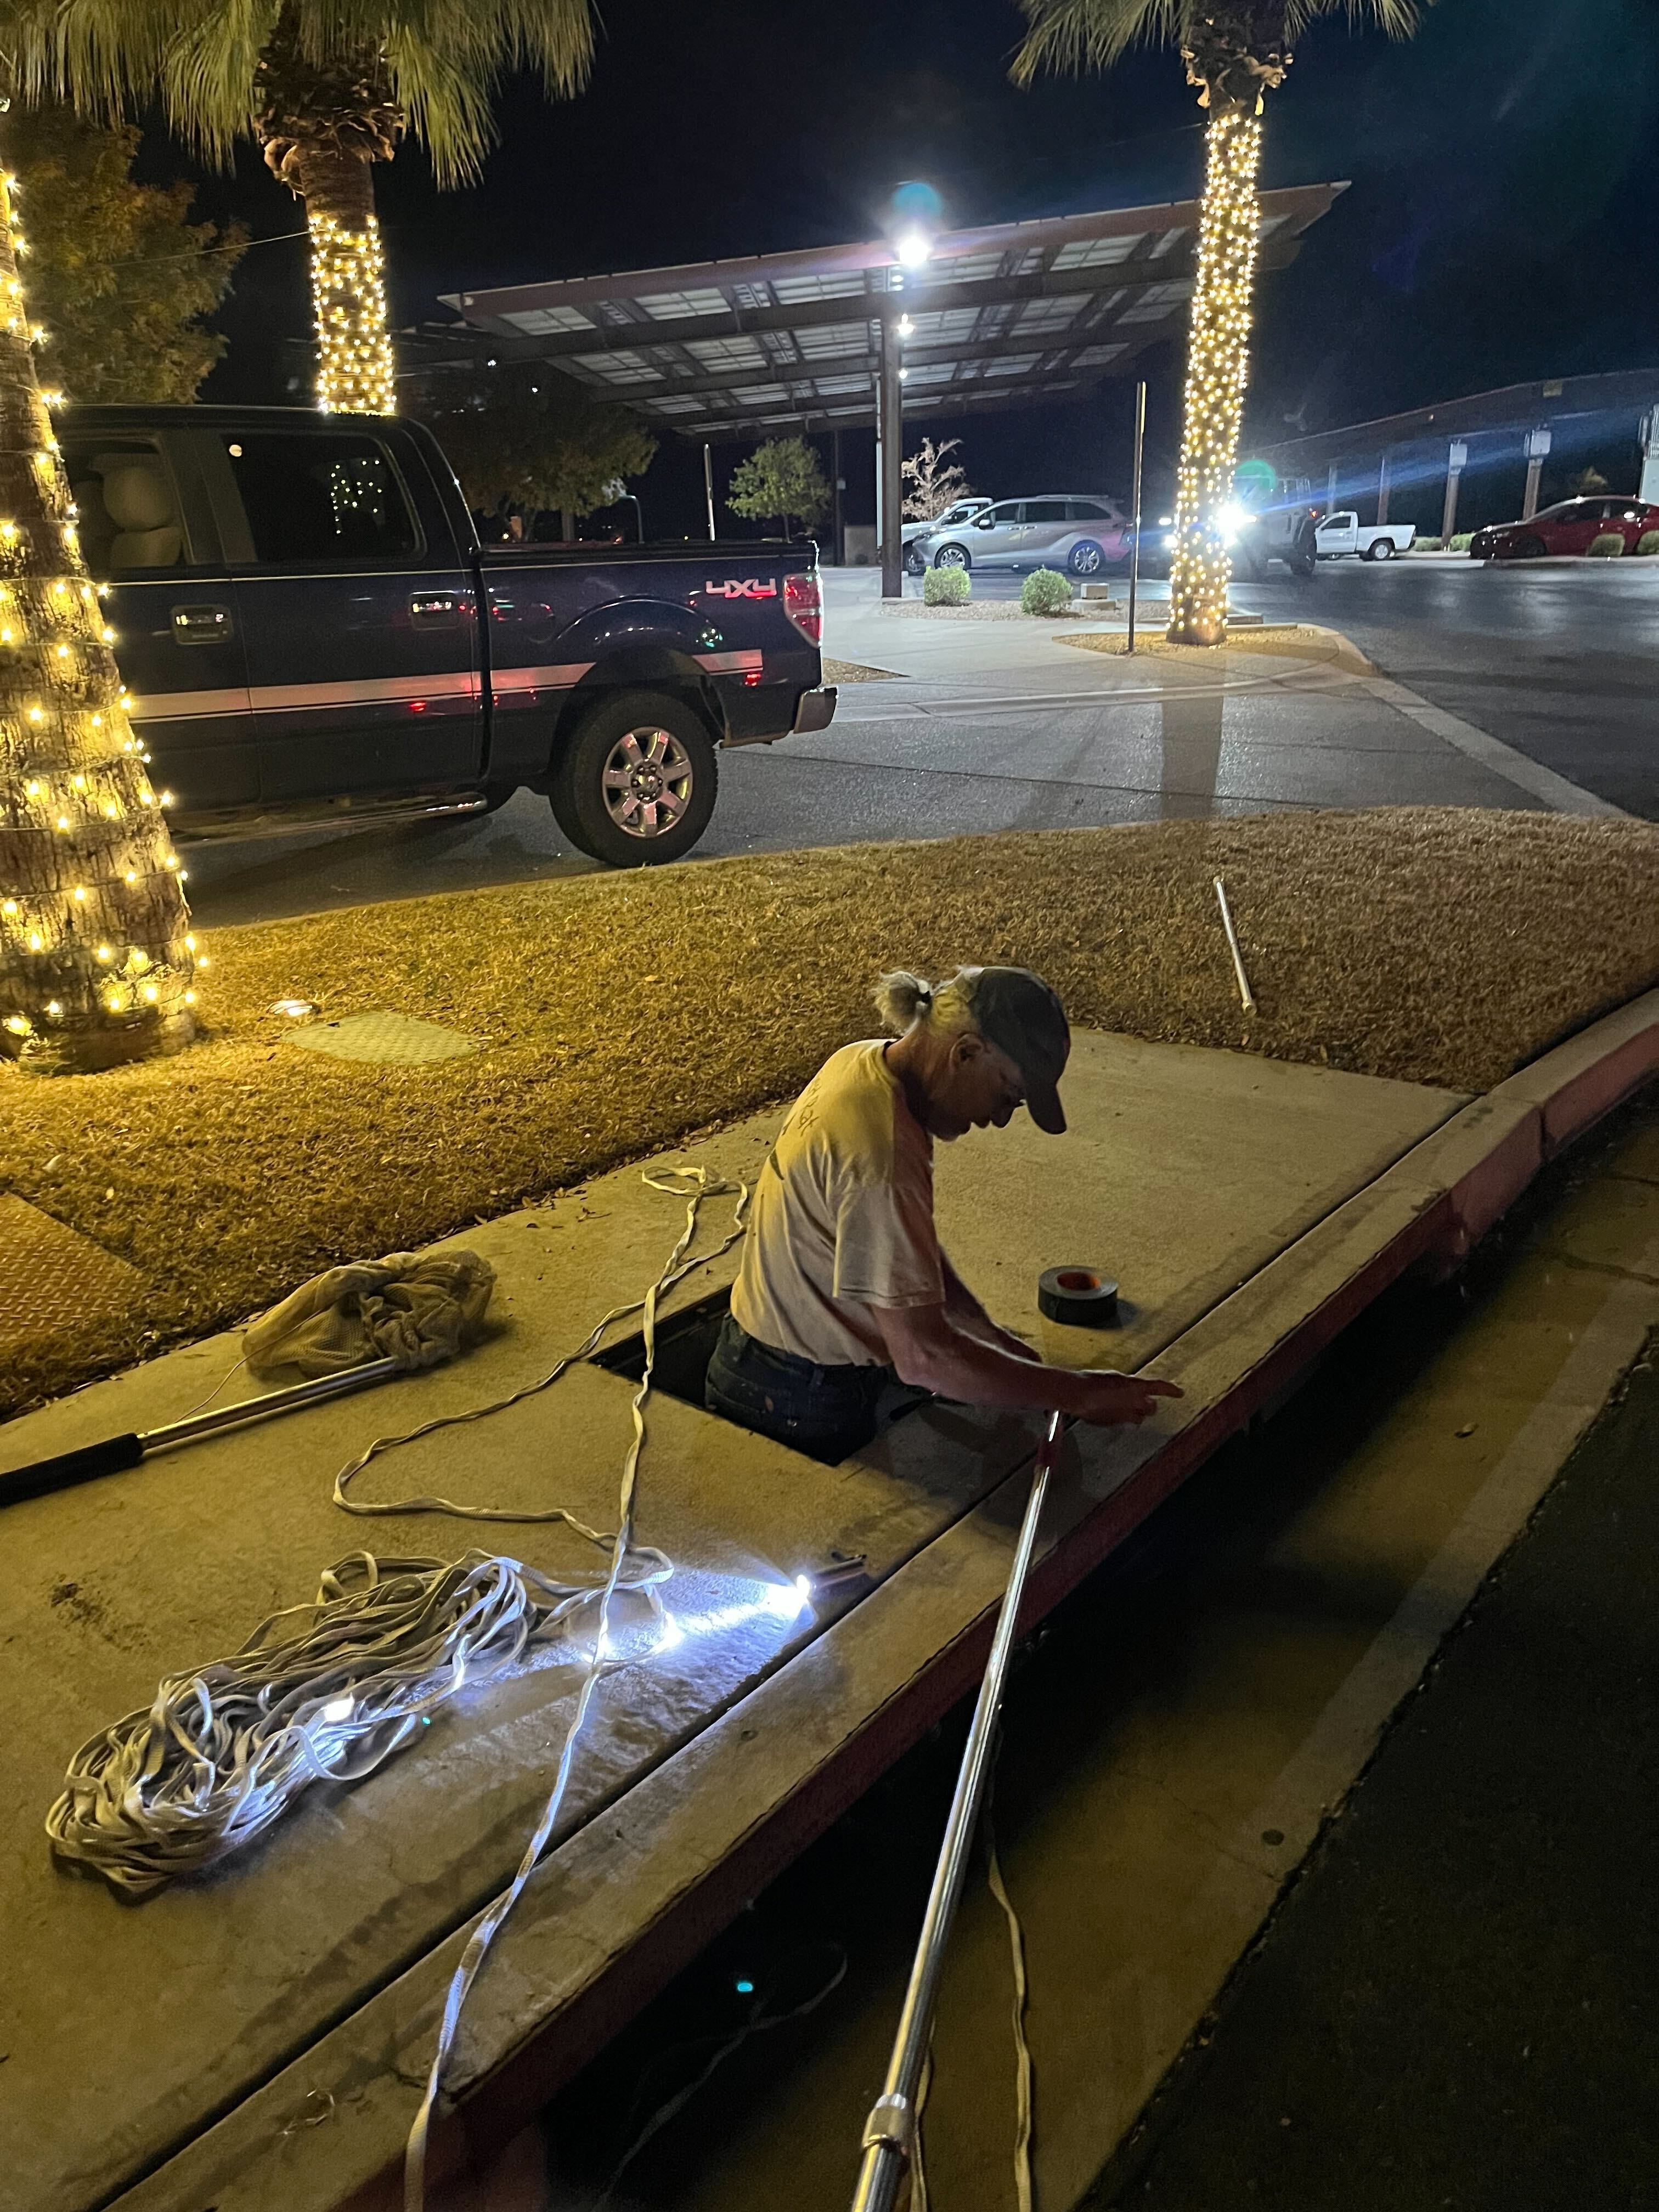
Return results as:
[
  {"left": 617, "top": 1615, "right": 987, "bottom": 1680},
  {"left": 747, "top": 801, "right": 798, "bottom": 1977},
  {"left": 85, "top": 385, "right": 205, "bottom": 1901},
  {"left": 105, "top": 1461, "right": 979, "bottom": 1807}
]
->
[{"left": 702, "top": 577, "right": 779, "bottom": 599}]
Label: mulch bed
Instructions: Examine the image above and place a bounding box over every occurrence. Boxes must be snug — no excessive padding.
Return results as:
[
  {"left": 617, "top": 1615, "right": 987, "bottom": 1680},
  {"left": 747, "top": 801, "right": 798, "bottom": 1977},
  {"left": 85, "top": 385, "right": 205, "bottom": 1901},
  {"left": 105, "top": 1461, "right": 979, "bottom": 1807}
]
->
[{"left": 2, "top": 808, "right": 1656, "bottom": 1418}]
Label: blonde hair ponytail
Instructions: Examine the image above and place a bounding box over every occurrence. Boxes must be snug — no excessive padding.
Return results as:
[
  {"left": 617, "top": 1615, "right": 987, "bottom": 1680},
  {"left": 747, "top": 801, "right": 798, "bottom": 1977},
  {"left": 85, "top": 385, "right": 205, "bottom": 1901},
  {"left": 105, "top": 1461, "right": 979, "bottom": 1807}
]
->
[
  {"left": 874, "top": 969, "right": 934, "bottom": 1030},
  {"left": 873, "top": 965, "right": 980, "bottom": 1036}
]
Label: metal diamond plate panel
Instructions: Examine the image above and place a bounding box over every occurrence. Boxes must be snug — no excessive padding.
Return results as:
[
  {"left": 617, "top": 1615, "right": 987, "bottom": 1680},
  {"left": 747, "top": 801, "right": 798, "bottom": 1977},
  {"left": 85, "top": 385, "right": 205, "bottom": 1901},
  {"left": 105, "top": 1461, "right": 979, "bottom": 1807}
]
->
[
  {"left": 0, "top": 1193, "right": 148, "bottom": 1355},
  {"left": 283, "top": 1011, "right": 483, "bottom": 1065}
]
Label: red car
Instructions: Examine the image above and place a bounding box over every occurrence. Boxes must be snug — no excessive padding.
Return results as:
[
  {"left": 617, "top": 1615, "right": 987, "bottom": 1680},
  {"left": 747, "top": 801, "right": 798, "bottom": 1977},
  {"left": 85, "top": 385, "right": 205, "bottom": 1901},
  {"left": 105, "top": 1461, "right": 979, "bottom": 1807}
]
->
[{"left": 1470, "top": 495, "right": 1659, "bottom": 560}]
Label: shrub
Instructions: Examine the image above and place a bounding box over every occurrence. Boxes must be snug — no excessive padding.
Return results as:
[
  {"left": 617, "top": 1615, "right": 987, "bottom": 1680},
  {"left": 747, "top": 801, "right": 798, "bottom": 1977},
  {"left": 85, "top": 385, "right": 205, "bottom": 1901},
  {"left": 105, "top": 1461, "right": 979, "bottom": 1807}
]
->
[
  {"left": 1587, "top": 533, "right": 1627, "bottom": 558},
  {"left": 1451, "top": 533, "right": 1476, "bottom": 552},
  {"left": 1021, "top": 567, "right": 1074, "bottom": 615},
  {"left": 1636, "top": 531, "right": 1659, "bottom": 558},
  {"left": 1413, "top": 534, "right": 1443, "bottom": 552},
  {"left": 923, "top": 565, "right": 971, "bottom": 606}
]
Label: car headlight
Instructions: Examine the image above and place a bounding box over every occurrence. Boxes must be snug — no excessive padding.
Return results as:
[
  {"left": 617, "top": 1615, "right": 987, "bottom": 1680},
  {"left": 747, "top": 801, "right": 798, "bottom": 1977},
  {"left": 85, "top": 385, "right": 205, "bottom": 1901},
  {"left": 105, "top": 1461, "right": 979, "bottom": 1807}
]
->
[{"left": 1217, "top": 500, "right": 1250, "bottom": 545}]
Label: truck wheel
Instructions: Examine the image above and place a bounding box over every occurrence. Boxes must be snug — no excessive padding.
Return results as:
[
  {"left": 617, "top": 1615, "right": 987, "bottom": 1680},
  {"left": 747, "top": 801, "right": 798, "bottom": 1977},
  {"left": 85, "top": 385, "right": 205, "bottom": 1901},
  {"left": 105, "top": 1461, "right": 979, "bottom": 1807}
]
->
[
  {"left": 550, "top": 691, "right": 718, "bottom": 867},
  {"left": 1365, "top": 538, "right": 1397, "bottom": 561}
]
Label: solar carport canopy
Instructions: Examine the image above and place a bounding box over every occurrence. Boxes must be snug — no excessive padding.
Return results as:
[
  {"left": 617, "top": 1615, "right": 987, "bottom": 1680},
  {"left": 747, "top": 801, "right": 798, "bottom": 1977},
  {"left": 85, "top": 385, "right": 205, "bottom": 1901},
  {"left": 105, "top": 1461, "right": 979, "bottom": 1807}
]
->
[{"left": 438, "top": 183, "right": 1346, "bottom": 441}]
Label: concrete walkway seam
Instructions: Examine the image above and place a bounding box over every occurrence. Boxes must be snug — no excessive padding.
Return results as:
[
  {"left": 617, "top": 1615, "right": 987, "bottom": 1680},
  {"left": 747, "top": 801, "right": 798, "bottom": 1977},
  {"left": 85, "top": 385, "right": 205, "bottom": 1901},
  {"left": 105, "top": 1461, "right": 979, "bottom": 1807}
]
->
[
  {"left": 105, "top": 997, "right": 1659, "bottom": 2212},
  {"left": 1357, "top": 673, "right": 1628, "bottom": 819}
]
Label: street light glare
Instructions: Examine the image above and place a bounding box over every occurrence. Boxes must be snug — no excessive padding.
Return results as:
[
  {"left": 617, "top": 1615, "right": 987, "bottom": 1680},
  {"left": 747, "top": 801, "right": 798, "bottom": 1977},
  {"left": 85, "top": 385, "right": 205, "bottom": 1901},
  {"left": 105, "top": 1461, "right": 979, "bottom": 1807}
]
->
[{"left": 896, "top": 231, "right": 930, "bottom": 268}]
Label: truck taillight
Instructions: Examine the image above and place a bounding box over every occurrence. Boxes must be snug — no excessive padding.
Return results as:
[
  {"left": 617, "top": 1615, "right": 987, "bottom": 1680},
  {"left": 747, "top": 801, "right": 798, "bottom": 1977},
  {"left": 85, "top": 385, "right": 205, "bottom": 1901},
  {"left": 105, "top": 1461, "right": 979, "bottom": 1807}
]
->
[{"left": 783, "top": 570, "right": 822, "bottom": 646}]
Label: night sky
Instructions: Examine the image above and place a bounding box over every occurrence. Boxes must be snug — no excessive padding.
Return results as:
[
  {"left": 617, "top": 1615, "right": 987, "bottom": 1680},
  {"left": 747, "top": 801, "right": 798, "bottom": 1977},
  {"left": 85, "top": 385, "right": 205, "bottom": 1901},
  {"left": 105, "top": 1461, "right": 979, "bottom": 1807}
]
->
[{"left": 162, "top": 0, "right": 1658, "bottom": 537}]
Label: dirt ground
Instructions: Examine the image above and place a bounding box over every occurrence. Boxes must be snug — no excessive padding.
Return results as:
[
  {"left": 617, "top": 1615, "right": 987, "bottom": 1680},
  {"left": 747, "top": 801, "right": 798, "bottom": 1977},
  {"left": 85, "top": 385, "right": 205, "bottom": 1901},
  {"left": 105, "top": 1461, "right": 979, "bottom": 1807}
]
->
[
  {"left": 2, "top": 808, "right": 1656, "bottom": 1416},
  {"left": 1060, "top": 624, "right": 1378, "bottom": 678}
]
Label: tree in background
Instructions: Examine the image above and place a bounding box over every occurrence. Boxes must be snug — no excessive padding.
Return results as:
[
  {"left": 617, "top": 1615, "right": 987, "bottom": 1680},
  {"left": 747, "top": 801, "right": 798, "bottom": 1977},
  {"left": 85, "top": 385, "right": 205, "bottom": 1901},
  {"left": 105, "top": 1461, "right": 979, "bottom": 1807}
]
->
[
  {"left": 1014, "top": 0, "right": 1429, "bottom": 645},
  {"left": 7, "top": 0, "right": 594, "bottom": 414},
  {"left": 902, "top": 435, "right": 973, "bottom": 521},
  {"left": 417, "top": 366, "right": 656, "bottom": 527},
  {"left": 3, "top": 107, "right": 246, "bottom": 403},
  {"left": 727, "top": 437, "right": 831, "bottom": 539}
]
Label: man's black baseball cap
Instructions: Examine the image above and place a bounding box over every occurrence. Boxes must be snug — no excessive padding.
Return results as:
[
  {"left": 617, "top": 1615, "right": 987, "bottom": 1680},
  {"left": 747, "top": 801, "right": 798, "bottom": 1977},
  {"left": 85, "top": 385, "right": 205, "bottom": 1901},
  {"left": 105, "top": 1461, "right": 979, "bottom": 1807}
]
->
[{"left": 970, "top": 966, "right": 1071, "bottom": 1135}]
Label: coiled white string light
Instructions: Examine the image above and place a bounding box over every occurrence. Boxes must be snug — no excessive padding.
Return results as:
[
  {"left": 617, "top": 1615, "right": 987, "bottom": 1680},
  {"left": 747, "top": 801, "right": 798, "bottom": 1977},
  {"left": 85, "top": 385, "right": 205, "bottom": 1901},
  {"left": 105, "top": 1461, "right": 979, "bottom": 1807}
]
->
[{"left": 44, "top": 1545, "right": 670, "bottom": 1901}]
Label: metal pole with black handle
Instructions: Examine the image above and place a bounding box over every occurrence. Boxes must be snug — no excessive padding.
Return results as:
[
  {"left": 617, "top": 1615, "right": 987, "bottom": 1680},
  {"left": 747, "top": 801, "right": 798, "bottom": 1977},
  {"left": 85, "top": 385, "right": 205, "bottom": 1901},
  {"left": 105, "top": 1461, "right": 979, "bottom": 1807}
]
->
[
  {"left": 0, "top": 1359, "right": 402, "bottom": 1510},
  {"left": 850, "top": 1409, "right": 1065, "bottom": 2212}
]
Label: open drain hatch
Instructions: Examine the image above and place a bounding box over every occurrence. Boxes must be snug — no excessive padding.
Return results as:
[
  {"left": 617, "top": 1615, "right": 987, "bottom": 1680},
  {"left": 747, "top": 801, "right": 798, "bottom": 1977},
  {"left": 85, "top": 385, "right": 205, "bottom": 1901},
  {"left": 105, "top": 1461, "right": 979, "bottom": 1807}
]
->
[{"left": 590, "top": 1288, "right": 931, "bottom": 1463}]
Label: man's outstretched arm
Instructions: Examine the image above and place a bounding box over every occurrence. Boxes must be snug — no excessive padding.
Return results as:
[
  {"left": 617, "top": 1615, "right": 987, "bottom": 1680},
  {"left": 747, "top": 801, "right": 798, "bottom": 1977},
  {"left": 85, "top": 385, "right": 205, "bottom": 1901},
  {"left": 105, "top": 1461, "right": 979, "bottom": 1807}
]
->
[{"left": 868, "top": 1300, "right": 1181, "bottom": 1426}]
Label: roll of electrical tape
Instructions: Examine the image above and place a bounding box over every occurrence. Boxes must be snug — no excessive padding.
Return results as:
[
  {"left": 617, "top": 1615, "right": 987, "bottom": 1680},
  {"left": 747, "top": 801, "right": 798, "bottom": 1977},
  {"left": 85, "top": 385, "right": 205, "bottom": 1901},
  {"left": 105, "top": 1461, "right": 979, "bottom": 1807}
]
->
[{"left": 1038, "top": 1266, "right": 1120, "bottom": 1328}]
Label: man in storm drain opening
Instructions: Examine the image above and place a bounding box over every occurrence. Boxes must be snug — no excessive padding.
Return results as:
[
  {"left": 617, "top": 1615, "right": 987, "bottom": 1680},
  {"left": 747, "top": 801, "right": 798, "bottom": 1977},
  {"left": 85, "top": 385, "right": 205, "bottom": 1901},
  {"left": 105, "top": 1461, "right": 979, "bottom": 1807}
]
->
[{"left": 706, "top": 964, "right": 1183, "bottom": 1462}]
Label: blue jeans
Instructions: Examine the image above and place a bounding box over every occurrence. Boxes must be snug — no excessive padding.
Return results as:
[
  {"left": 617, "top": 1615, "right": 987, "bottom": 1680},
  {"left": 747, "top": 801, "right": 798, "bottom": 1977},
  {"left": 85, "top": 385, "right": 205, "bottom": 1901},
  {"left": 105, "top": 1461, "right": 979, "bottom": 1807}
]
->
[{"left": 704, "top": 1312, "right": 890, "bottom": 1464}]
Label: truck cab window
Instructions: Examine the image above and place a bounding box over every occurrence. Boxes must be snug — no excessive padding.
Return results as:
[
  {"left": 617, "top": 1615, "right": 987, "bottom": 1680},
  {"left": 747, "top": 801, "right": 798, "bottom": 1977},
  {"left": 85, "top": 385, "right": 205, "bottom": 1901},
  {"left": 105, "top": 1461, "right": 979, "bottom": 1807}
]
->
[
  {"left": 63, "top": 441, "right": 194, "bottom": 577},
  {"left": 223, "top": 433, "right": 419, "bottom": 563}
]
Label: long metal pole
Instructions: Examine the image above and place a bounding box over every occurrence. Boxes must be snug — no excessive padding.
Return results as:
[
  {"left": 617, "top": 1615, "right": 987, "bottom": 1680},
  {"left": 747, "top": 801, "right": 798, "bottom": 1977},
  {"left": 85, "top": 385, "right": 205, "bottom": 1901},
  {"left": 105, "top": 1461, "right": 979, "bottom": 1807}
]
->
[
  {"left": 703, "top": 443, "right": 716, "bottom": 541},
  {"left": 1127, "top": 377, "right": 1147, "bottom": 655},
  {"left": 851, "top": 1410, "right": 1065, "bottom": 2212},
  {"left": 0, "top": 1358, "right": 404, "bottom": 1510}
]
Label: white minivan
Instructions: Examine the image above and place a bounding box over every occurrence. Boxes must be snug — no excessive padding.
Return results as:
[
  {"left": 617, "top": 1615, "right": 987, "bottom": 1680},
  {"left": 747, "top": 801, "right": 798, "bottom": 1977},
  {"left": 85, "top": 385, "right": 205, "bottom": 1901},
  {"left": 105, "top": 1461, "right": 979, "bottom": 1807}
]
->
[{"left": 911, "top": 494, "right": 1128, "bottom": 576}]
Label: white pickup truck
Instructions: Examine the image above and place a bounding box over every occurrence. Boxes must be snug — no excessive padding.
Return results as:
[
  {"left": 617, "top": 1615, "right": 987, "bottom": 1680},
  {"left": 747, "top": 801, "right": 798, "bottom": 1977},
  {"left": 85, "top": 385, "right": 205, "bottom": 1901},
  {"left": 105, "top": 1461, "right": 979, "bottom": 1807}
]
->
[{"left": 1316, "top": 511, "right": 1417, "bottom": 561}]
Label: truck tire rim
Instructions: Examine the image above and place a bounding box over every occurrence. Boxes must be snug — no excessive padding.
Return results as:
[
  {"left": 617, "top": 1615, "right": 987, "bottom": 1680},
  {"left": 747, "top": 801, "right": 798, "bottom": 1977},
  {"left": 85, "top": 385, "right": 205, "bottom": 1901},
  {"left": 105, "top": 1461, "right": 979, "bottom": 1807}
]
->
[{"left": 602, "top": 726, "right": 693, "bottom": 838}]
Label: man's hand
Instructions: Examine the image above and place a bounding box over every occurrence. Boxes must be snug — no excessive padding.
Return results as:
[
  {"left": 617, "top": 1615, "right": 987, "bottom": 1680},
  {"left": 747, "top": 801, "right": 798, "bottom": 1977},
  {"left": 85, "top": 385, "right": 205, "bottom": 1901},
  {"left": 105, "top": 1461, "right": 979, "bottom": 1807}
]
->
[
  {"left": 871, "top": 1301, "right": 1183, "bottom": 1425},
  {"left": 1066, "top": 1370, "right": 1184, "bottom": 1426}
]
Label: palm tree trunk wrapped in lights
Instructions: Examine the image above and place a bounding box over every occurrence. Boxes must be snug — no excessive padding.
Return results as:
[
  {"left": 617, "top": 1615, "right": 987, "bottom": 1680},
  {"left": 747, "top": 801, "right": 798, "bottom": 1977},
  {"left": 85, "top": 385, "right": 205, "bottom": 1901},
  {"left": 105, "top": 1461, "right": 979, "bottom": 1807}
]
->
[
  {"left": 1167, "top": 102, "right": 1262, "bottom": 646},
  {"left": 255, "top": 22, "right": 400, "bottom": 414},
  {"left": 0, "top": 170, "right": 196, "bottom": 1074},
  {"left": 10, "top": 1, "right": 595, "bottom": 417},
  {"left": 1013, "top": 0, "right": 1428, "bottom": 646}
]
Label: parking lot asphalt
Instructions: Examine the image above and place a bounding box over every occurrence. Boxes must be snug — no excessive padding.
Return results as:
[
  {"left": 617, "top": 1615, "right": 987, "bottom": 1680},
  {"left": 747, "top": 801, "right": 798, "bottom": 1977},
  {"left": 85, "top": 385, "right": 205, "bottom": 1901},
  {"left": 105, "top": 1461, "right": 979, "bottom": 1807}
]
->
[
  {"left": 181, "top": 555, "right": 1656, "bottom": 929},
  {"left": 1237, "top": 555, "right": 1659, "bottom": 821}
]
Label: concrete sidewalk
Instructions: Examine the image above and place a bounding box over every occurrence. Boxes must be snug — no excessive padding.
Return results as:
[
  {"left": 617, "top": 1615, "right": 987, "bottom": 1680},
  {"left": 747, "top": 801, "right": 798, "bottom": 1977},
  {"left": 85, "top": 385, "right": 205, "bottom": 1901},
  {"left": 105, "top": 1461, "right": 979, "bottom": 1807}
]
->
[
  {"left": 2, "top": 1003, "right": 1656, "bottom": 2211},
  {"left": 815, "top": 570, "right": 1618, "bottom": 823}
]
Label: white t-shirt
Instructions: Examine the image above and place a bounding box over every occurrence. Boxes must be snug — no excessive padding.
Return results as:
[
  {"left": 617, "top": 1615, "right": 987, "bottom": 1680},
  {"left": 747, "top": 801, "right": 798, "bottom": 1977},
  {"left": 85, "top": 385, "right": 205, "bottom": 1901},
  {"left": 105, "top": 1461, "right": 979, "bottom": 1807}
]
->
[{"left": 731, "top": 1041, "right": 945, "bottom": 1367}]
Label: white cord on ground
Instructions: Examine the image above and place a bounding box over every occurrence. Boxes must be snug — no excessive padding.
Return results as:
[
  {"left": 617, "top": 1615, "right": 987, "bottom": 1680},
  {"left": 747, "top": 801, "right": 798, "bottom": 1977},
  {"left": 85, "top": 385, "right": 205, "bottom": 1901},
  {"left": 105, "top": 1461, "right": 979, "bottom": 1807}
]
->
[
  {"left": 401, "top": 1165, "right": 749, "bottom": 2212},
  {"left": 333, "top": 1167, "right": 749, "bottom": 1525},
  {"left": 45, "top": 1548, "right": 669, "bottom": 1900},
  {"left": 986, "top": 1833, "right": 1035, "bottom": 2212},
  {"left": 912, "top": 2039, "right": 935, "bottom": 2212}
]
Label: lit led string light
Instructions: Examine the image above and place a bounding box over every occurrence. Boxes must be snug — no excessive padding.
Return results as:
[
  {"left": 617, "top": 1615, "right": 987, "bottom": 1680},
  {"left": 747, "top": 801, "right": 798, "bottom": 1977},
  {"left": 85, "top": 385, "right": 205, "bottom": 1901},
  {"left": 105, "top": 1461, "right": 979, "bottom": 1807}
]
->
[
  {"left": 1166, "top": 111, "right": 1262, "bottom": 648},
  {"left": 0, "top": 169, "right": 200, "bottom": 1074},
  {"left": 312, "top": 211, "right": 395, "bottom": 415}
]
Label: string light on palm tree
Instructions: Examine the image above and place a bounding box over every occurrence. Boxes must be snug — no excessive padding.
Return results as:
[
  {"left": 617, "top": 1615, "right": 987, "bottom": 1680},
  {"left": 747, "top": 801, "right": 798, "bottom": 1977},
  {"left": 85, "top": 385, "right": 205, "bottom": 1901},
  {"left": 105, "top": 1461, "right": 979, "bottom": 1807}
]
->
[
  {"left": 0, "top": 168, "right": 198, "bottom": 1073},
  {"left": 10, "top": 1, "right": 597, "bottom": 419},
  {"left": 1012, "top": 0, "right": 1430, "bottom": 646}
]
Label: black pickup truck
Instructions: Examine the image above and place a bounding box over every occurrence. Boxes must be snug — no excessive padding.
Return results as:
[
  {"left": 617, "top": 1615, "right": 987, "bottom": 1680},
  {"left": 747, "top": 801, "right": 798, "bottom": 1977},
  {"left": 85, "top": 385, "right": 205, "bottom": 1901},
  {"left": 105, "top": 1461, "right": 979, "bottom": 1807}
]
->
[{"left": 62, "top": 404, "right": 836, "bottom": 867}]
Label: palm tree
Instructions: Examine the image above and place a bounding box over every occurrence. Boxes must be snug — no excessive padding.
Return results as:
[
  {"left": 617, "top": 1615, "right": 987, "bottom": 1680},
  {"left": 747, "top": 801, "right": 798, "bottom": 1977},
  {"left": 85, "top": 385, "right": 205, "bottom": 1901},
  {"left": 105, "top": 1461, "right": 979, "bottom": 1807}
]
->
[
  {"left": 7, "top": 1, "right": 595, "bottom": 413},
  {"left": 1013, "top": 1, "right": 1427, "bottom": 645}
]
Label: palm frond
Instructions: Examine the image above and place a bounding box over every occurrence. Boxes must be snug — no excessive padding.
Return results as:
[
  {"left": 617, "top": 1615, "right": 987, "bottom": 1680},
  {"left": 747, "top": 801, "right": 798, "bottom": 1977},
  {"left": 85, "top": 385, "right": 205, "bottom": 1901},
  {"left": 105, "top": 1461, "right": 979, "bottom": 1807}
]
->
[
  {"left": 1011, "top": 0, "right": 1188, "bottom": 86},
  {"left": 1, "top": 0, "right": 593, "bottom": 176},
  {"left": 1284, "top": 0, "right": 1427, "bottom": 37}
]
